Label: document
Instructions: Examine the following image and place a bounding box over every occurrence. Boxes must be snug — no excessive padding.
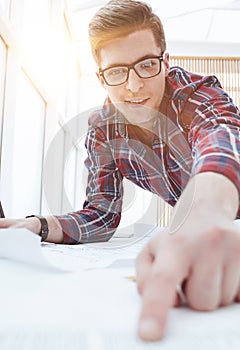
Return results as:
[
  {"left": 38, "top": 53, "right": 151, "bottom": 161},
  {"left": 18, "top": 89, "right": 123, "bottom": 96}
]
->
[
  {"left": 0, "top": 224, "right": 240, "bottom": 349},
  {"left": 0, "top": 228, "right": 63, "bottom": 271},
  {"left": 0, "top": 261, "right": 239, "bottom": 350},
  {"left": 0, "top": 224, "right": 151, "bottom": 271}
]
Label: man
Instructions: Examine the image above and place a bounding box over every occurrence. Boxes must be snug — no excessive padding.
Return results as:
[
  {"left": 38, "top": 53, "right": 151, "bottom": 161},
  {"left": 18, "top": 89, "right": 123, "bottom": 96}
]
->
[{"left": 0, "top": 0, "right": 240, "bottom": 342}]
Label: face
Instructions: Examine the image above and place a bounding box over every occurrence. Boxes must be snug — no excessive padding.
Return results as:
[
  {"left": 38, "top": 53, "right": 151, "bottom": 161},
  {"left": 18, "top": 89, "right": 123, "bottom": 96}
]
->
[{"left": 97, "top": 29, "right": 169, "bottom": 129}]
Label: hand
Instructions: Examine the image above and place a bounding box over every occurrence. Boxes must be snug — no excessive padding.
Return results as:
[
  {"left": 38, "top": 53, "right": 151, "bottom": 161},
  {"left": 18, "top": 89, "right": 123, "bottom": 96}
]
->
[
  {"left": 135, "top": 173, "right": 240, "bottom": 341},
  {"left": 0, "top": 216, "right": 63, "bottom": 243},
  {"left": 136, "top": 218, "right": 240, "bottom": 341},
  {"left": 0, "top": 217, "right": 41, "bottom": 234}
]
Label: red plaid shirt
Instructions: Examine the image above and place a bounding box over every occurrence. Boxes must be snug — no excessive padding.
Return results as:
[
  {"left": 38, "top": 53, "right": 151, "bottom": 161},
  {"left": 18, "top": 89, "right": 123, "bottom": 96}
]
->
[{"left": 57, "top": 66, "right": 240, "bottom": 244}]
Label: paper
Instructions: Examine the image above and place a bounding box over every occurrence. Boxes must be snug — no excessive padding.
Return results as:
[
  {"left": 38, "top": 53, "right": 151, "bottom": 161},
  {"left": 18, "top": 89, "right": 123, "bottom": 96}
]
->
[
  {"left": 0, "top": 224, "right": 240, "bottom": 349},
  {"left": 0, "top": 262, "right": 239, "bottom": 350},
  {"left": 42, "top": 223, "right": 158, "bottom": 271},
  {"left": 0, "top": 224, "right": 157, "bottom": 272},
  {"left": 0, "top": 228, "right": 63, "bottom": 271}
]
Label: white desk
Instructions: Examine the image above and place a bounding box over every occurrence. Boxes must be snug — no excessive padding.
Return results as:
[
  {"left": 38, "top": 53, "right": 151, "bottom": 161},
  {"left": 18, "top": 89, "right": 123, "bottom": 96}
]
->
[{"left": 0, "top": 224, "right": 240, "bottom": 350}]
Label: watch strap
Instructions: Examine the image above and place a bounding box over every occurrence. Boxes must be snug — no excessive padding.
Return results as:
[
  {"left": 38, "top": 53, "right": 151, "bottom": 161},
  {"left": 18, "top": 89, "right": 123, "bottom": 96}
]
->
[{"left": 25, "top": 215, "right": 49, "bottom": 242}]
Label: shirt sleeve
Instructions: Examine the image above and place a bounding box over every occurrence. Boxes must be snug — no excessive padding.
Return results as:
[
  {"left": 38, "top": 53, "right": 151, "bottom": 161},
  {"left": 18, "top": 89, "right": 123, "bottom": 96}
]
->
[
  {"left": 55, "top": 120, "right": 123, "bottom": 244},
  {"left": 189, "top": 88, "right": 240, "bottom": 196}
]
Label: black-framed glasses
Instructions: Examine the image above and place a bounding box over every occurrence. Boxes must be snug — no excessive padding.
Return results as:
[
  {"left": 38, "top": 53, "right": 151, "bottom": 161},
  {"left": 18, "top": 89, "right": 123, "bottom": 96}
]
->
[{"left": 99, "top": 55, "right": 164, "bottom": 86}]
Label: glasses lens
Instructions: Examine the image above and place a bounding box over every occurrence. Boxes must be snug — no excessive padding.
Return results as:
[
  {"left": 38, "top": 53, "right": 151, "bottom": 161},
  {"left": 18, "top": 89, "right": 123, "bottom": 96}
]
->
[
  {"left": 101, "top": 57, "right": 162, "bottom": 86},
  {"left": 104, "top": 66, "right": 128, "bottom": 86},
  {"left": 135, "top": 58, "right": 161, "bottom": 78}
]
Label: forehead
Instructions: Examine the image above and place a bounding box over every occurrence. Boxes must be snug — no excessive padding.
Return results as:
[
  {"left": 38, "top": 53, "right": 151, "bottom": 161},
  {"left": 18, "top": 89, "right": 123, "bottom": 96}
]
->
[{"left": 100, "top": 29, "right": 161, "bottom": 68}]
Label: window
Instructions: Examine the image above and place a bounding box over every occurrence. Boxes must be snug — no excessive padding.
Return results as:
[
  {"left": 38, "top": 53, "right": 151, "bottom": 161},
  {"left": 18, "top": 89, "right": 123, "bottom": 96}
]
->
[
  {"left": 1, "top": 70, "right": 46, "bottom": 217},
  {"left": 0, "top": 0, "right": 82, "bottom": 218},
  {"left": 0, "top": 0, "right": 10, "bottom": 19},
  {"left": 0, "top": 37, "right": 7, "bottom": 154}
]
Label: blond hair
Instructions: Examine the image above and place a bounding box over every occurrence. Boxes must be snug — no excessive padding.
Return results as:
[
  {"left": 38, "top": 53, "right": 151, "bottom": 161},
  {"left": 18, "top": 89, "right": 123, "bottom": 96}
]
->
[{"left": 89, "top": 0, "right": 166, "bottom": 66}]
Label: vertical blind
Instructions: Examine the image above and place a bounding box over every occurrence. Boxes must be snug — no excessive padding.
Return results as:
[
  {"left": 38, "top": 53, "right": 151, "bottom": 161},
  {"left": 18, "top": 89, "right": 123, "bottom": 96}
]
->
[{"left": 171, "top": 56, "right": 240, "bottom": 108}]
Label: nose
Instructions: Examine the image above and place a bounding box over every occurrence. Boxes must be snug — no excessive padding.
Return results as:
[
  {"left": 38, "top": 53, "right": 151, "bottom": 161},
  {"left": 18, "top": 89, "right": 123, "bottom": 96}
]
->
[{"left": 126, "top": 68, "right": 144, "bottom": 93}]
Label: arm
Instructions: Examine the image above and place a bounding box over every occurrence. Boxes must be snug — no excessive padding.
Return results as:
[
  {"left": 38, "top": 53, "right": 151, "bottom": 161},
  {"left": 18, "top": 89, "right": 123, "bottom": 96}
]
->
[
  {"left": 0, "top": 215, "right": 64, "bottom": 243},
  {"left": 136, "top": 171, "right": 240, "bottom": 341},
  {"left": 0, "top": 121, "right": 123, "bottom": 244},
  {"left": 136, "top": 86, "right": 240, "bottom": 341},
  {"left": 55, "top": 124, "right": 123, "bottom": 244}
]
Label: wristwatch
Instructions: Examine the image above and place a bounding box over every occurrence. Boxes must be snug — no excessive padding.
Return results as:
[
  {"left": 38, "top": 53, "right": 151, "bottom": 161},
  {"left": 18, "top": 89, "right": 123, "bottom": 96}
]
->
[{"left": 25, "top": 215, "right": 49, "bottom": 242}]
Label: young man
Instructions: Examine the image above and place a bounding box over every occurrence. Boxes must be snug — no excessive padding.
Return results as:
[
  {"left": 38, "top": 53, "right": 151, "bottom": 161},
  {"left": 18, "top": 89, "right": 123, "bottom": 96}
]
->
[{"left": 0, "top": 0, "right": 240, "bottom": 342}]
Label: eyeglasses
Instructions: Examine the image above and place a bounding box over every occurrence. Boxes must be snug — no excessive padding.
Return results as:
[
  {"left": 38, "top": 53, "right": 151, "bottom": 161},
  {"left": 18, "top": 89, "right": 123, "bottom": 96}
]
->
[{"left": 99, "top": 55, "right": 164, "bottom": 86}]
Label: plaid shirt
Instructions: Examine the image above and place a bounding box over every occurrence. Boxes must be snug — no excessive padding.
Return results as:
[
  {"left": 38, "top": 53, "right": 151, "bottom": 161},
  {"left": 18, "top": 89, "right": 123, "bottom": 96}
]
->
[{"left": 57, "top": 66, "right": 240, "bottom": 244}]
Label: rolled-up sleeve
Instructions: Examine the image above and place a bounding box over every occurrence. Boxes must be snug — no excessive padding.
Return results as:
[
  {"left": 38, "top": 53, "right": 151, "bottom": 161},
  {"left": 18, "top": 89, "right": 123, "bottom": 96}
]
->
[{"left": 190, "top": 91, "right": 240, "bottom": 196}]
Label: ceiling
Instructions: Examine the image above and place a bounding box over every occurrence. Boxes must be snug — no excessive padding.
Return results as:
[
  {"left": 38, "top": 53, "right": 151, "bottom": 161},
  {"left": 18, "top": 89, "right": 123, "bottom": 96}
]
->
[{"left": 66, "top": 0, "right": 240, "bottom": 56}]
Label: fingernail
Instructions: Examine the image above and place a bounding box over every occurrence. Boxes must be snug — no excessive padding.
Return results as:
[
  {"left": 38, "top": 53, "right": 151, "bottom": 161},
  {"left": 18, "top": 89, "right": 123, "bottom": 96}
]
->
[{"left": 139, "top": 318, "right": 161, "bottom": 341}]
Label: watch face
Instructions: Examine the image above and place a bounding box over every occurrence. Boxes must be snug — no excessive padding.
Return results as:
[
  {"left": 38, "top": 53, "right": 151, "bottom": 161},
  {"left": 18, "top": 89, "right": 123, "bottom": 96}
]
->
[
  {"left": 35, "top": 215, "right": 49, "bottom": 241},
  {"left": 39, "top": 217, "right": 48, "bottom": 242}
]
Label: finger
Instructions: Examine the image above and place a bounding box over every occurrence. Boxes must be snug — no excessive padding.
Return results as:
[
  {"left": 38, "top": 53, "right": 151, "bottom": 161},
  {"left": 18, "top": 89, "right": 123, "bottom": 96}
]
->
[
  {"left": 138, "top": 254, "right": 186, "bottom": 341},
  {"left": 173, "top": 291, "right": 181, "bottom": 307},
  {"left": 136, "top": 249, "right": 182, "bottom": 307},
  {"left": 0, "top": 218, "right": 18, "bottom": 228},
  {"left": 233, "top": 222, "right": 240, "bottom": 302},
  {"left": 138, "top": 272, "right": 177, "bottom": 341},
  {"left": 221, "top": 264, "right": 240, "bottom": 306},
  {"left": 236, "top": 281, "right": 240, "bottom": 302},
  {"left": 135, "top": 244, "right": 154, "bottom": 295},
  {"left": 186, "top": 255, "right": 222, "bottom": 310}
]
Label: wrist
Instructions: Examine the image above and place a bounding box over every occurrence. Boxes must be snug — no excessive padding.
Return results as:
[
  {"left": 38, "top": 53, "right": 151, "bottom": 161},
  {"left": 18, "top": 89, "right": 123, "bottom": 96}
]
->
[
  {"left": 25, "top": 215, "right": 49, "bottom": 241},
  {"left": 170, "top": 173, "right": 238, "bottom": 232},
  {"left": 191, "top": 172, "right": 239, "bottom": 218},
  {"left": 24, "top": 217, "right": 41, "bottom": 234}
]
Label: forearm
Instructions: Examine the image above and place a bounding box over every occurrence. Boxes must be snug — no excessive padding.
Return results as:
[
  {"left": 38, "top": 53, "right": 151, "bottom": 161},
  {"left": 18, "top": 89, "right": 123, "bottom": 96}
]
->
[
  {"left": 171, "top": 172, "right": 239, "bottom": 230},
  {"left": 2, "top": 207, "right": 120, "bottom": 244},
  {"left": 56, "top": 208, "right": 121, "bottom": 244},
  {"left": 191, "top": 172, "right": 238, "bottom": 217}
]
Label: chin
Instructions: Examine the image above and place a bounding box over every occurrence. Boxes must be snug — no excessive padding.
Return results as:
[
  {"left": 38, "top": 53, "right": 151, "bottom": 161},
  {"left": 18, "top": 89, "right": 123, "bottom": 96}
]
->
[{"left": 129, "top": 118, "right": 154, "bottom": 129}]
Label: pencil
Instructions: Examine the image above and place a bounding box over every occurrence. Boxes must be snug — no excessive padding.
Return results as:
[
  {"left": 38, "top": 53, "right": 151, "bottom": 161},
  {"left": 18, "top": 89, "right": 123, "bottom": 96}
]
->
[{"left": 125, "top": 275, "right": 136, "bottom": 282}]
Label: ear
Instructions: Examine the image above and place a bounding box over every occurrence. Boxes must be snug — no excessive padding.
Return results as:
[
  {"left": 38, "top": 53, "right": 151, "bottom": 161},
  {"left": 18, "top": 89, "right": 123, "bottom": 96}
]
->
[
  {"left": 96, "top": 71, "right": 106, "bottom": 88},
  {"left": 163, "top": 51, "right": 170, "bottom": 77}
]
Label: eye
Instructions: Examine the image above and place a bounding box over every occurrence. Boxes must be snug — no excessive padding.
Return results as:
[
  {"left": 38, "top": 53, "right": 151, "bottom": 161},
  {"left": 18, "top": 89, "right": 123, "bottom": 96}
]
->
[
  {"left": 140, "top": 59, "right": 157, "bottom": 69},
  {"left": 106, "top": 67, "right": 127, "bottom": 77}
]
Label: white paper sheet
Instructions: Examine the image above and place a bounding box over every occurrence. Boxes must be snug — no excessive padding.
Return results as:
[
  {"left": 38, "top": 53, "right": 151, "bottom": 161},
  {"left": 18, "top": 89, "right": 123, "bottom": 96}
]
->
[
  {"left": 42, "top": 223, "right": 158, "bottom": 271},
  {"left": 0, "top": 222, "right": 240, "bottom": 349},
  {"left": 0, "top": 228, "right": 63, "bottom": 271},
  {"left": 0, "top": 261, "right": 240, "bottom": 350},
  {"left": 0, "top": 224, "right": 157, "bottom": 272}
]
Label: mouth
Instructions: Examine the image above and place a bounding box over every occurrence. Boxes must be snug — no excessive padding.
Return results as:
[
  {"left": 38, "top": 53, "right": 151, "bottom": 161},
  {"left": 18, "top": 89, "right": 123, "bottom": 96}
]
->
[{"left": 124, "top": 98, "right": 149, "bottom": 106}]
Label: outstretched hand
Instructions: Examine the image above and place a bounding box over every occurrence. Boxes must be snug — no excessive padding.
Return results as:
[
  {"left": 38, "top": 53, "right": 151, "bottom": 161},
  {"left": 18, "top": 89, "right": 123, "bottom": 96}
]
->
[
  {"left": 136, "top": 173, "right": 240, "bottom": 341},
  {"left": 136, "top": 220, "right": 240, "bottom": 341}
]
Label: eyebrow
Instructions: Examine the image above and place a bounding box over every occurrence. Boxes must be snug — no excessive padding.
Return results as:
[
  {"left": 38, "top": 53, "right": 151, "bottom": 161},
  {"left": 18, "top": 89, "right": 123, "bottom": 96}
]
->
[{"left": 101, "top": 53, "right": 162, "bottom": 70}]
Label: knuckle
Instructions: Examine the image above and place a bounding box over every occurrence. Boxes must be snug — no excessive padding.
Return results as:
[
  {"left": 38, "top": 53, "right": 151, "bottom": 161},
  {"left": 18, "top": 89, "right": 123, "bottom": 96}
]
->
[
  {"left": 169, "top": 231, "right": 187, "bottom": 246},
  {"left": 202, "top": 226, "right": 226, "bottom": 249},
  {"left": 151, "top": 269, "right": 176, "bottom": 287}
]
